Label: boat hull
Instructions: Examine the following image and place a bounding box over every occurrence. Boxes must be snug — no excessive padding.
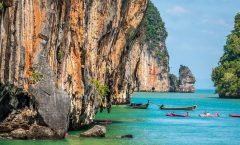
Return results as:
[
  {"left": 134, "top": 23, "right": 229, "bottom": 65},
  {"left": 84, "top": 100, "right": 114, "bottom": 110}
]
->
[
  {"left": 199, "top": 114, "right": 213, "bottom": 117},
  {"left": 229, "top": 114, "right": 240, "bottom": 118},
  {"left": 130, "top": 104, "right": 149, "bottom": 109},
  {"left": 160, "top": 105, "right": 197, "bottom": 111},
  {"left": 166, "top": 113, "right": 188, "bottom": 117}
]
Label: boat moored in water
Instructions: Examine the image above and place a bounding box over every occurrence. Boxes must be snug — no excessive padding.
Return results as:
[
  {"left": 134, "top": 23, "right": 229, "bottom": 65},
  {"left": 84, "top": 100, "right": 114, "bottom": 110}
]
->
[
  {"left": 229, "top": 114, "right": 240, "bottom": 118},
  {"left": 166, "top": 112, "right": 189, "bottom": 117},
  {"left": 129, "top": 100, "right": 150, "bottom": 109},
  {"left": 199, "top": 112, "right": 219, "bottom": 117},
  {"left": 160, "top": 105, "right": 197, "bottom": 111}
]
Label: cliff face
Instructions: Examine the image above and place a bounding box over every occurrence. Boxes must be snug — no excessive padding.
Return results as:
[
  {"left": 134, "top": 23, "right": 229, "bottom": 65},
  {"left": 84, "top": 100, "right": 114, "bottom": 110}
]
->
[
  {"left": 129, "top": 1, "right": 169, "bottom": 92},
  {"left": 0, "top": 0, "right": 148, "bottom": 139},
  {"left": 133, "top": 40, "right": 169, "bottom": 92},
  {"left": 178, "top": 65, "right": 195, "bottom": 93},
  {"left": 168, "top": 74, "right": 179, "bottom": 92}
]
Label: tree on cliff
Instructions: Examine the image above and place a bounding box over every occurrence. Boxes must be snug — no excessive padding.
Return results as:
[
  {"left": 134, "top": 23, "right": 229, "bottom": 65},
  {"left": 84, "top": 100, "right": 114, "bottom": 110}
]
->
[
  {"left": 212, "top": 12, "right": 240, "bottom": 97},
  {"left": 142, "top": 1, "right": 168, "bottom": 67},
  {"left": 143, "top": 1, "right": 167, "bottom": 48}
]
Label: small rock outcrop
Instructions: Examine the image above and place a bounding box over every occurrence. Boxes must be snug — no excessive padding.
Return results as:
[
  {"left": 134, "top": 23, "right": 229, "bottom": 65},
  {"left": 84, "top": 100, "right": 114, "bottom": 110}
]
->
[
  {"left": 80, "top": 125, "right": 106, "bottom": 138},
  {"left": 178, "top": 65, "right": 195, "bottom": 92},
  {"left": 169, "top": 65, "right": 195, "bottom": 93},
  {"left": 0, "top": 84, "right": 67, "bottom": 139}
]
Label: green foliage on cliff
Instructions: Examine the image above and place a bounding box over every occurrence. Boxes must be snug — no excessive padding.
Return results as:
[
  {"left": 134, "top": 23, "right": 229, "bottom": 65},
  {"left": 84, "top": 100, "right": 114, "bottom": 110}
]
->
[
  {"left": 57, "top": 50, "right": 64, "bottom": 62},
  {"left": 90, "top": 79, "right": 110, "bottom": 98},
  {"left": 143, "top": 1, "right": 167, "bottom": 49},
  {"left": 155, "top": 50, "right": 168, "bottom": 66},
  {"left": 0, "top": 2, "right": 3, "bottom": 10},
  {"left": 212, "top": 13, "right": 240, "bottom": 97},
  {"left": 30, "top": 70, "right": 43, "bottom": 84},
  {"left": 142, "top": 1, "right": 168, "bottom": 66}
]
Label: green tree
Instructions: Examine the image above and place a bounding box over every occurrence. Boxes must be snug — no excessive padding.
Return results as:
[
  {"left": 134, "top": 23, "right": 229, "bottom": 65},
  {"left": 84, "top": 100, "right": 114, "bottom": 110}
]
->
[
  {"left": 142, "top": 1, "right": 168, "bottom": 67},
  {"left": 90, "top": 79, "right": 110, "bottom": 104},
  {"left": 212, "top": 12, "right": 240, "bottom": 98},
  {"left": 143, "top": 1, "right": 167, "bottom": 48}
]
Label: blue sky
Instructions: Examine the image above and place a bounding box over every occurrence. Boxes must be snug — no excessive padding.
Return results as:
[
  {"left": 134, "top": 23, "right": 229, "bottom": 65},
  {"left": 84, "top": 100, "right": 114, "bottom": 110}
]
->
[{"left": 152, "top": 0, "right": 240, "bottom": 90}]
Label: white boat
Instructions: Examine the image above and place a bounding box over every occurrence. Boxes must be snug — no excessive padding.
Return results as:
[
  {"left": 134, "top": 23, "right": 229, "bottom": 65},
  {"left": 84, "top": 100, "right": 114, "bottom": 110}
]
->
[{"left": 199, "top": 112, "right": 219, "bottom": 117}]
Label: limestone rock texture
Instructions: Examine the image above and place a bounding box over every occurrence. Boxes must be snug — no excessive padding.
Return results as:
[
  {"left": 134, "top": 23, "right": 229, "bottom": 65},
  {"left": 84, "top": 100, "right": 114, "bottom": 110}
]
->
[
  {"left": 0, "top": 0, "right": 149, "bottom": 138},
  {"left": 178, "top": 65, "right": 195, "bottom": 93},
  {"left": 80, "top": 125, "right": 106, "bottom": 137},
  {"left": 128, "top": 1, "right": 169, "bottom": 92},
  {"left": 168, "top": 74, "right": 179, "bottom": 92}
]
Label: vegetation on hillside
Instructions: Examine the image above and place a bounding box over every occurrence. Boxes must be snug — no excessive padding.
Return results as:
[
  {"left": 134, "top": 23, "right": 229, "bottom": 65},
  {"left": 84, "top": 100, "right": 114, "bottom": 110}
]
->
[
  {"left": 143, "top": 1, "right": 167, "bottom": 48},
  {"left": 0, "top": 2, "right": 3, "bottom": 10},
  {"left": 142, "top": 1, "right": 168, "bottom": 66},
  {"left": 212, "top": 12, "right": 240, "bottom": 97},
  {"left": 90, "top": 79, "right": 110, "bottom": 105}
]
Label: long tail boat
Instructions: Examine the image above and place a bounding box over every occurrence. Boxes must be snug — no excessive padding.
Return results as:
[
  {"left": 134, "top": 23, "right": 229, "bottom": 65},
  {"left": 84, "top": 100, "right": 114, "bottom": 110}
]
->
[
  {"left": 229, "top": 114, "right": 240, "bottom": 118},
  {"left": 129, "top": 100, "right": 150, "bottom": 109},
  {"left": 166, "top": 112, "right": 189, "bottom": 117},
  {"left": 160, "top": 104, "right": 197, "bottom": 111}
]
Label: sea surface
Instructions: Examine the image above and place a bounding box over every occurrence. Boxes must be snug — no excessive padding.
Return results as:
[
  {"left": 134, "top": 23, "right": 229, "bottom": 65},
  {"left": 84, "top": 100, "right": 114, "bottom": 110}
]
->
[{"left": 1, "top": 90, "right": 240, "bottom": 145}]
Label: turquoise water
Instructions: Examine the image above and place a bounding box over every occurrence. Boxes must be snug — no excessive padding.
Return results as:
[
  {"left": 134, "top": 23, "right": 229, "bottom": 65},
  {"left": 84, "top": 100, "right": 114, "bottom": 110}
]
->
[{"left": 1, "top": 90, "right": 240, "bottom": 145}]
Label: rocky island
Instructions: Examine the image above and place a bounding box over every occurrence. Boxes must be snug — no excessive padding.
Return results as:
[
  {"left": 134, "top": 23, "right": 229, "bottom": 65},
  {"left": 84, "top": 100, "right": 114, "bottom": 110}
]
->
[{"left": 169, "top": 65, "right": 195, "bottom": 93}]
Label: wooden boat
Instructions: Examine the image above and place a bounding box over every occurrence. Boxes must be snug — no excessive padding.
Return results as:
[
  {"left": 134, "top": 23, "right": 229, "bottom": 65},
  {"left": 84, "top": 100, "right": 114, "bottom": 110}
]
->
[
  {"left": 166, "top": 112, "right": 189, "bottom": 117},
  {"left": 129, "top": 100, "right": 149, "bottom": 109},
  {"left": 93, "top": 119, "right": 112, "bottom": 125},
  {"left": 160, "top": 104, "right": 197, "bottom": 111},
  {"left": 199, "top": 112, "right": 219, "bottom": 117},
  {"left": 229, "top": 114, "right": 240, "bottom": 118}
]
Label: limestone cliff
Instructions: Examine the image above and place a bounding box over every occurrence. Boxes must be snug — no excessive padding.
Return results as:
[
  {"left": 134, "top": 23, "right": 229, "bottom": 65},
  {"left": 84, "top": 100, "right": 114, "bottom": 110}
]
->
[
  {"left": 168, "top": 65, "right": 195, "bottom": 93},
  {"left": 0, "top": 0, "right": 148, "bottom": 139},
  {"left": 178, "top": 65, "right": 195, "bottom": 93},
  {"left": 128, "top": 1, "right": 169, "bottom": 92}
]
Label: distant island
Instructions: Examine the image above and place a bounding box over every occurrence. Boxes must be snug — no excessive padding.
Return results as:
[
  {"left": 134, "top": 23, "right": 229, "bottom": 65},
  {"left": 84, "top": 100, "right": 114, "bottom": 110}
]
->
[
  {"left": 169, "top": 65, "right": 195, "bottom": 93},
  {"left": 212, "top": 12, "right": 240, "bottom": 98}
]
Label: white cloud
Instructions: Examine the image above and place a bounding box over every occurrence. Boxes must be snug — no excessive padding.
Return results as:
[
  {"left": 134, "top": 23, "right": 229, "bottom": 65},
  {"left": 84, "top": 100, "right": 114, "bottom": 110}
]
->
[
  {"left": 215, "top": 19, "right": 231, "bottom": 28},
  {"left": 200, "top": 29, "right": 217, "bottom": 36},
  {"left": 166, "top": 6, "right": 189, "bottom": 16},
  {"left": 201, "top": 18, "right": 231, "bottom": 28}
]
